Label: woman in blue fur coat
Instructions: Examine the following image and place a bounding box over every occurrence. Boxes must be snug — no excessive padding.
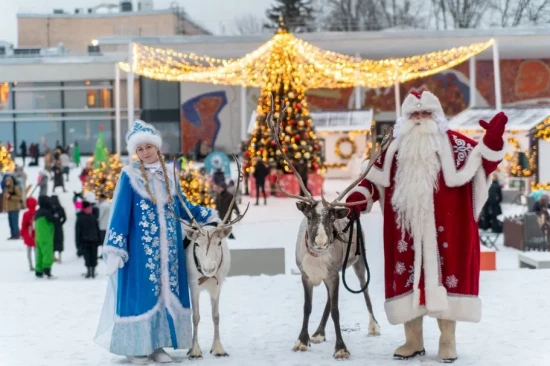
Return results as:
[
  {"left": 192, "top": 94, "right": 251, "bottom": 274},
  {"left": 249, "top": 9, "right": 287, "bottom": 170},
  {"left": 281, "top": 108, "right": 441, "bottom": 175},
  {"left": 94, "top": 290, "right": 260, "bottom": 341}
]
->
[{"left": 95, "top": 120, "right": 218, "bottom": 364}]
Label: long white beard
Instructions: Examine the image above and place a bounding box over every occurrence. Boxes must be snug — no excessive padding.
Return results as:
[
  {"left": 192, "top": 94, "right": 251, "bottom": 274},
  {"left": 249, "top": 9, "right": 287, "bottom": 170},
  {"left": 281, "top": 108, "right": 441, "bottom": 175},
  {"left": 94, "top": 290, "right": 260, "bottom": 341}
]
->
[{"left": 391, "top": 118, "right": 442, "bottom": 240}]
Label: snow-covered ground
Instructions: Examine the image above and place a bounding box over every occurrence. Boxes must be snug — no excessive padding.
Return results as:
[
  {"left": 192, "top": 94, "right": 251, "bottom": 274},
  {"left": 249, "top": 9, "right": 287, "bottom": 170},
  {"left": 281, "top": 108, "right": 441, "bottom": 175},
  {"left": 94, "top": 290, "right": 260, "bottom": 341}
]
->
[{"left": 1, "top": 159, "right": 550, "bottom": 366}]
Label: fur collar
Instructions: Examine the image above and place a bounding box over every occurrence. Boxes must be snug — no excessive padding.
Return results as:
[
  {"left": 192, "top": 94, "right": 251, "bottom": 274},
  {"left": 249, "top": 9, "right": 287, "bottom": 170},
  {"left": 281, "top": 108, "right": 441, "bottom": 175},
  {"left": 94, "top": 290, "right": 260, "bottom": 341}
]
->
[{"left": 123, "top": 161, "right": 177, "bottom": 201}]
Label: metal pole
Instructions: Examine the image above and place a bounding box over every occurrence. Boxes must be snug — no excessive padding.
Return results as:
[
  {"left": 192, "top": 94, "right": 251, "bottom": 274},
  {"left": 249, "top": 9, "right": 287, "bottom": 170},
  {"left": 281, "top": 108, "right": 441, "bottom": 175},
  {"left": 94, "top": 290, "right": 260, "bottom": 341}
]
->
[
  {"left": 115, "top": 64, "right": 121, "bottom": 155},
  {"left": 492, "top": 40, "right": 502, "bottom": 110},
  {"left": 469, "top": 56, "right": 476, "bottom": 108},
  {"left": 394, "top": 81, "right": 401, "bottom": 118},
  {"left": 127, "top": 42, "right": 135, "bottom": 129},
  {"left": 241, "top": 84, "right": 247, "bottom": 141},
  {"left": 354, "top": 52, "right": 361, "bottom": 110}
]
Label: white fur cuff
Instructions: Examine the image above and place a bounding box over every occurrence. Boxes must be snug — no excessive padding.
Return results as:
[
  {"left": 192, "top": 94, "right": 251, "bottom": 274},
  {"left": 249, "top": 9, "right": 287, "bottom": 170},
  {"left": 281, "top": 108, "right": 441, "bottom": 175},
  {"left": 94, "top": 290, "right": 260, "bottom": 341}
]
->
[
  {"left": 425, "top": 286, "right": 449, "bottom": 313},
  {"left": 429, "top": 296, "right": 482, "bottom": 323},
  {"left": 384, "top": 293, "right": 428, "bottom": 325},
  {"left": 478, "top": 140, "right": 507, "bottom": 162}
]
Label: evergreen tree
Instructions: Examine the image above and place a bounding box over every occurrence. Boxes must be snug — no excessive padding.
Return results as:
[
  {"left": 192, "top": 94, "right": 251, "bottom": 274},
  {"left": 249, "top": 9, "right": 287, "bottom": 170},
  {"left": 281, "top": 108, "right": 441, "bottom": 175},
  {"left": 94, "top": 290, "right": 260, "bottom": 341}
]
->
[
  {"left": 264, "top": 0, "right": 315, "bottom": 32},
  {"left": 244, "top": 25, "right": 323, "bottom": 176}
]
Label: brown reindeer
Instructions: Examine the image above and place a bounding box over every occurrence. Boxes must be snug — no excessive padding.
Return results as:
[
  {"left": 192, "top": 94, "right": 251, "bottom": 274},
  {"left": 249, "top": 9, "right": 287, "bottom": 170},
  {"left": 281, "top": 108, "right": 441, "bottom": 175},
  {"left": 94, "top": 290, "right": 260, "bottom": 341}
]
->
[{"left": 266, "top": 98, "right": 393, "bottom": 359}]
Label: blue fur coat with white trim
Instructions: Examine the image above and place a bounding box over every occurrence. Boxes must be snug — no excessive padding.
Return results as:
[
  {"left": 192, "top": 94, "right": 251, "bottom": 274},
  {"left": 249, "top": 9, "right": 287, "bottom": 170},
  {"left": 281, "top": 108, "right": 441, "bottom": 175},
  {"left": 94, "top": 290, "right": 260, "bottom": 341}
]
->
[{"left": 102, "top": 161, "right": 215, "bottom": 355}]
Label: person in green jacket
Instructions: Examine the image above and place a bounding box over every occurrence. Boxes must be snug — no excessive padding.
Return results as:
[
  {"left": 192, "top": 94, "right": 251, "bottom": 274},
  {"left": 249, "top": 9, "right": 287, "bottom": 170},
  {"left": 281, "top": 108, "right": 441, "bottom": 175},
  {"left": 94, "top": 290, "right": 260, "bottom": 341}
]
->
[
  {"left": 34, "top": 195, "right": 55, "bottom": 278},
  {"left": 73, "top": 141, "right": 81, "bottom": 167}
]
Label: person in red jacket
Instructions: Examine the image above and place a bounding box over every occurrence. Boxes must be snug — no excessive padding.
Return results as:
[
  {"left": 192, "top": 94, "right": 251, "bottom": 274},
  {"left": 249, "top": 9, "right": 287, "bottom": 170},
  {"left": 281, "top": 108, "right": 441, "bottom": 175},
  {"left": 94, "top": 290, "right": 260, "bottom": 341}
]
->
[
  {"left": 345, "top": 90, "right": 507, "bottom": 363},
  {"left": 21, "top": 197, "right": 37, "bottom": 272}
]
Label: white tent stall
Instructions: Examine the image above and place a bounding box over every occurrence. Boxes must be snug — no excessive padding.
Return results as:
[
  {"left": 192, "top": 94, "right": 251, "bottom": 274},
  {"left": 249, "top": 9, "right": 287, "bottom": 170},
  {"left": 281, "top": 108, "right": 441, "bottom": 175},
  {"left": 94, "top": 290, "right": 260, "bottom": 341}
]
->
[{"left": 449, "top": 106, "right": 550, "bottom": 193}]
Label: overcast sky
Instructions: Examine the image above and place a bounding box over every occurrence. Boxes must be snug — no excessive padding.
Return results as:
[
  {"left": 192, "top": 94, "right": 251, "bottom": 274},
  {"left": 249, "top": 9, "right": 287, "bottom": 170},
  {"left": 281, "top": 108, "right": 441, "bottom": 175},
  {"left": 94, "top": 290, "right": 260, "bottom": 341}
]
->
[{"left": 0, "top": 0, "right": 273, "bottom": 45}]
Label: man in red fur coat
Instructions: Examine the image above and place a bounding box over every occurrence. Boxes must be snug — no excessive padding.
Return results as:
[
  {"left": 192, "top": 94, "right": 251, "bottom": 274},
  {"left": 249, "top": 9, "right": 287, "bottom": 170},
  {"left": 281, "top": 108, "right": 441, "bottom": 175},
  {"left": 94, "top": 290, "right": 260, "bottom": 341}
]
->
[{"left": 346, "top": 90, "right": 507, "bottom": 363}]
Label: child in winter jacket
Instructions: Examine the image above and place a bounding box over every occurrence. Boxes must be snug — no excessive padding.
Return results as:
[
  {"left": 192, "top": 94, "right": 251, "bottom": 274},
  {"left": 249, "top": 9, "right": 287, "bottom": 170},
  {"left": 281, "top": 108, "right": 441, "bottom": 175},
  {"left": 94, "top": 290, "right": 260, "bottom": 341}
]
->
[
  {"left": 75, "top": 201, "right": 101, "bottom": 278},
  {"left": 34, "top": 196, "right": 55, "bottom": 278},
  {"left": 21, "top": 197, "right": 37, "bottom": 272}
]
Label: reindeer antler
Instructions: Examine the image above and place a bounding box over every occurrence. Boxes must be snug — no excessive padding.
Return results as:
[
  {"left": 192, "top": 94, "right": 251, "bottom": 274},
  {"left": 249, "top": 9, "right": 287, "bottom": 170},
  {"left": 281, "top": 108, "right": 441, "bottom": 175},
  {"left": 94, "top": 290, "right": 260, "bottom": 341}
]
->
[
  {"left": 218, "top": 154, "right": 250, "bottom": 230},
  {"left": 266, "top": 94, "right": 315, "bottom": 203},
  {"left": 331, "top": 127, "right": 394, "bottom": 205},
  {"left": 172, "top": 155, "right": 205, "bottom": 234}
]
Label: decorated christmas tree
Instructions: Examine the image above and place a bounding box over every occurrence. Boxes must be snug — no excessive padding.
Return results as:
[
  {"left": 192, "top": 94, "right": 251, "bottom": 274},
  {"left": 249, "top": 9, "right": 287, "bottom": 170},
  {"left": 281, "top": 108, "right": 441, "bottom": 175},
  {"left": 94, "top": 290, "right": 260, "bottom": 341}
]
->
[
  {"left": 178, "top": 163, "right": 215, "bottom": 208},
  {"left": 84, "top": 126, "right": 123, "bottom": 200},
  {"left": 244, "top": 20, "right": 324, "bottom": 175},
  {"left": 0, "top": 145, "right": 15, "bottom": 173}
]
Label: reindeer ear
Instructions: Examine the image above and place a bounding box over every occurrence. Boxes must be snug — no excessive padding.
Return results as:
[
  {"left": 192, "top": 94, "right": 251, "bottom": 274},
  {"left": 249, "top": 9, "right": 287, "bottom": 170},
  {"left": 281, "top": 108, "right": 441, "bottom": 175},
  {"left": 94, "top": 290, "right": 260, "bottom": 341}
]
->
[
  {"left": 184, "top": 229, "right": 200, "bottom": 241},
  {"left": 334, "top": 208, "right": 350, "bottom": 219},
  {"left": 296, "top": 201, "right": 309, "bottom": 212},
  {"left": 215, "top": 226, "right": 232, "bottom": 239}
]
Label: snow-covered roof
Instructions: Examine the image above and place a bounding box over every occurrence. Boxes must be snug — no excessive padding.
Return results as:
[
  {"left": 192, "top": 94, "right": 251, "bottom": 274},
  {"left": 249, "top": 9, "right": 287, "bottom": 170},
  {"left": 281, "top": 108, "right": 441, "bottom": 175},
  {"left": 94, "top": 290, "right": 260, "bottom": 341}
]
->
[
  {"left": 448, "top": 107, "right": 550, "bottom": 132},
  {"left": 247, "top": 110, "right": 373, "bottom": 134}
]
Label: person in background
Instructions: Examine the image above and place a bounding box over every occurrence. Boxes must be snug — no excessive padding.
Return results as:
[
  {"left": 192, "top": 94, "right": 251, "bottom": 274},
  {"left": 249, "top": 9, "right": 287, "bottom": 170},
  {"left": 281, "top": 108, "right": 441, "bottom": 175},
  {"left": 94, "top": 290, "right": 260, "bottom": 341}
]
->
[
  {"left": 252, "top": 157, "right": 268, "bottom": 206},
  {"left": 76, "top": 201, "right": 101, "bottom": 278},
  {"left": 34, "top": 196, "right": 55, "bottom": 279},
  {"left": 13, "top": 165, "right": 27, "bottom": 209},
  {"left": 21, "top": 197, "right": 37, "bottom": 271},
  {"left": 534, "top": 194, "right": 550, "bottom": 214},
  {"left": 3, "top": 175, "right": 22, "bottom": 240},
  {"left": 19, "top": 140, "right": 27, "bottom": 166},
  {"left": 214, "top": 181, "right": 239, "bottom": 239},
  {"left": 97, "top": 193, "right": 111, "bottom": 259},
  {"left": 50, "top": 195, "right": 67, "bottom": 263},
  {"left": 44, "top": 148, "right": 54, "bottom": 171},
  {"left": 479, "top": 174, "right": 503, "bottom": 233},
  {"left": 73, "top": 141, "right": 81, "bottom": 167},
  {"left": 38, "top": 170, "right": 49, "bottom": 197},
  {"left": 213, "top": 167, "right": 226, "bottom": 187},
  {"left": 60, "top": 150, "right": 70, "bottom": 182},
  {"left": 51, "top": 161, "right": 66, "bottom": 193}
]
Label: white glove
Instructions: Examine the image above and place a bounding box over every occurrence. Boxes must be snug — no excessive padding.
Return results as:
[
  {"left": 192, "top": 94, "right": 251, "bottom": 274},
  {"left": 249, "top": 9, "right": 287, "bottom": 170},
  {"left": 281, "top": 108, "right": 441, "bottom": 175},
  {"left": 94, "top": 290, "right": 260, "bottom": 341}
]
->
[{"left": 105, "top": 255, "right": 124, "bottom": 276}]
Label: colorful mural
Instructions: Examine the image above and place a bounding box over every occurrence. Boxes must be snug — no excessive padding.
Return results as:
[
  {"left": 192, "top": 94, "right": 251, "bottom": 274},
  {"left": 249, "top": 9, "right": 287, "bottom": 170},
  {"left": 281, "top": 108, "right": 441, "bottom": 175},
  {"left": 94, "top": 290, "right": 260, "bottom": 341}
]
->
[
  {"left": 180, "top": 91, "right": 227, "bottom": 155},
  {"left": 306, "top": 59, "right": 550, "bottom": 117}
]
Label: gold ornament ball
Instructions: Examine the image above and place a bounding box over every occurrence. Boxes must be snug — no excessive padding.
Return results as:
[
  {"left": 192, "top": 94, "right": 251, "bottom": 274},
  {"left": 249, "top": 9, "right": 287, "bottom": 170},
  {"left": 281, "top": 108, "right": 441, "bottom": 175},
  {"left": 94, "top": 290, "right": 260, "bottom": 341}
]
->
[
  {"left": 288, "top": 92, "right": 295, "bottom": 99},
  {"left": 298, "top": 120, "right": 305, "bottom": 127},
  {"left": 284, "top": 136, "right": 291, "bottom": 142},
  {"left": 285, "top": 126, "right": 292, "bottom": 133},
  {"left": 304, "top": 152, "right": 311, "bottom": 159},
  {"left": 276, "top": 150, "right": 282, "bottom": 155},
  {"left": 295, "top": 152, "right": 302, "bottom": 159},
  {"left": 300, "top": 140, "right": 307, "bottom": 146}
]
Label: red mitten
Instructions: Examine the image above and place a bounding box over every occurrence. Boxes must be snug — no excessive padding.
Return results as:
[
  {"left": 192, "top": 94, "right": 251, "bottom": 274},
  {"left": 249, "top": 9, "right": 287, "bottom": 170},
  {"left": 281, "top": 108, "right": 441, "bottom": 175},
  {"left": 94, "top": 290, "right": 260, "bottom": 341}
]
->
[
  {"left": 346, "top": 191, "right": 368, "bottom": 219},
  {"left": 479, "top": 111, "right": 508, "bottom": 151}
]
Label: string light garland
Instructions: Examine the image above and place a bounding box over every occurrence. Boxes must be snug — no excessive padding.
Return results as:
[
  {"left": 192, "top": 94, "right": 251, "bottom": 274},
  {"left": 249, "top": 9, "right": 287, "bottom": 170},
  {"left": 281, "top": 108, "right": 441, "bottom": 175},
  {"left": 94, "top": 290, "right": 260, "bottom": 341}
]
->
[
  {"left": 84, "top": 153, "right": 123, "bottom": 200},
  {"left": 0, "top": 145, "right": 15, "bottom": 173},
  {"left": 178, "top": 164, "right": 215, "bottom": 208},
  {"left": 334, "top": 136, "right": 357, "bottom": 160},
  {"left": 119, "top": 28, "right": 494, "bottom": 89}
]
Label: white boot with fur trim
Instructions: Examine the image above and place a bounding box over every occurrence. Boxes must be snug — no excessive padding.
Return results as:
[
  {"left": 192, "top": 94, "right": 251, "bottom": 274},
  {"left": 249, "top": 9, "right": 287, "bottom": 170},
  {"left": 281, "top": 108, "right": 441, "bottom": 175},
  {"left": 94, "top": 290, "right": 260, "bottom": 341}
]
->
[
  {"left": 437, "top": 319, "right": 458, "bottom": 363},
  {"left": 393, "top": 316, "right": 426, "bottom": 360}
]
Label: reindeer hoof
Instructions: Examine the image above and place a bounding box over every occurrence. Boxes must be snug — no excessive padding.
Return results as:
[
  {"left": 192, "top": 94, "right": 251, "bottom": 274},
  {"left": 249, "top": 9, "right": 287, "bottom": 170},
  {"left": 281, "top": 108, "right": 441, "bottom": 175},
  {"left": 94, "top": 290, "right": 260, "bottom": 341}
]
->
[
  {"left": 311, "top": 334, "right": 326, "bottom": 344},
  {"left": 368, "top": 322, "right": 381, "bottom": 336},
  {"left": 334, "top": 348, "right": 350, "bottom": 359},
  {"left": 292, "top": 340, "right": 309, "bottom": 352},
  {"left": 187, "top": 349, "right": 203, "bottom": 360}
]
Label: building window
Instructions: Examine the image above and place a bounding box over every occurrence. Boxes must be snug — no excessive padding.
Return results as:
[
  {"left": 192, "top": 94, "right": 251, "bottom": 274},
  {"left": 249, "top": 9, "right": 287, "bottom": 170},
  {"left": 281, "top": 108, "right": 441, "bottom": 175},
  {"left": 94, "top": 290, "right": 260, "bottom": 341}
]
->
[
  {"left": 0, "top": 122, "right": 14, "bottom": 145},
  {"left": 65, "top": 118, "right": 113, "bottom": 154},
  {"left": 0, "top": 82, "right": 9, "bottom": 110},
  {"left": 120, "top": 79, "right": 141, "bottom": 109},
  {"left": 141, "top": 77, "right": 179, "bottom": 110},
  {"left": 15, "top": 90, "right": 62, "bottom": 110},
  {"left": 14, "top": 115, "right": 63, "bottom": 149}
]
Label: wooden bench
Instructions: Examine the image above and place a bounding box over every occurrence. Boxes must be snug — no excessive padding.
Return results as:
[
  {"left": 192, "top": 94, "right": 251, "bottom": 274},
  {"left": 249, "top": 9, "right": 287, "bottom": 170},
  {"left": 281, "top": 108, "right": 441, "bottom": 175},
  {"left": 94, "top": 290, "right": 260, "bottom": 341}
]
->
[{"left": 518, "top": 252, "right": 550, "bottom": 269}]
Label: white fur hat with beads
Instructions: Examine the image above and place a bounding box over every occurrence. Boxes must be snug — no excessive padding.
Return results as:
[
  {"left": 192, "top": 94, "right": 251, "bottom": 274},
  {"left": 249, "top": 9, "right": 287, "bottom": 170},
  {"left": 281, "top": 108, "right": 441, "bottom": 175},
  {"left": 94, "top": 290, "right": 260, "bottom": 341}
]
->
[{"left": 126, "top": 120, "right": 162, "bottom": 154}]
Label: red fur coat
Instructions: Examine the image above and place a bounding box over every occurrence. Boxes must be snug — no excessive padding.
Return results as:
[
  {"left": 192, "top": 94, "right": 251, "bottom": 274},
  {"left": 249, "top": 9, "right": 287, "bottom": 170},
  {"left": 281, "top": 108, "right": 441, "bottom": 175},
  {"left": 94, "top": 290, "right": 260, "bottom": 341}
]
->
[{"left": 347, "top": 130, "right": 505, "bottom": 325}]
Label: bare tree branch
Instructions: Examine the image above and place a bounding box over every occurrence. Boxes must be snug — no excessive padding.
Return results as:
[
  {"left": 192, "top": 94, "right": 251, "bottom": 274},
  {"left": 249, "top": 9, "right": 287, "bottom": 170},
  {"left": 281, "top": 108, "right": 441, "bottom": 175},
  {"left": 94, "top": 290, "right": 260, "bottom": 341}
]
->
[{"left": 234, "top": 14, "right": 264, "bottom": 35}]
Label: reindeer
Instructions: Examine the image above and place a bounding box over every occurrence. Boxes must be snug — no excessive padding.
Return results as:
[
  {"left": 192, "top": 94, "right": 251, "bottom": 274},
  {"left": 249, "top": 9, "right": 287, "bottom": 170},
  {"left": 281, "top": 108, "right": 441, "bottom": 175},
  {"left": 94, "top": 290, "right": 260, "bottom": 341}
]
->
[
  {"left": 170, "top": 157, "right": 250, "bottom": 359},
  {"left": 266, "top": 99, "right": 393, "bottom": 359}
]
